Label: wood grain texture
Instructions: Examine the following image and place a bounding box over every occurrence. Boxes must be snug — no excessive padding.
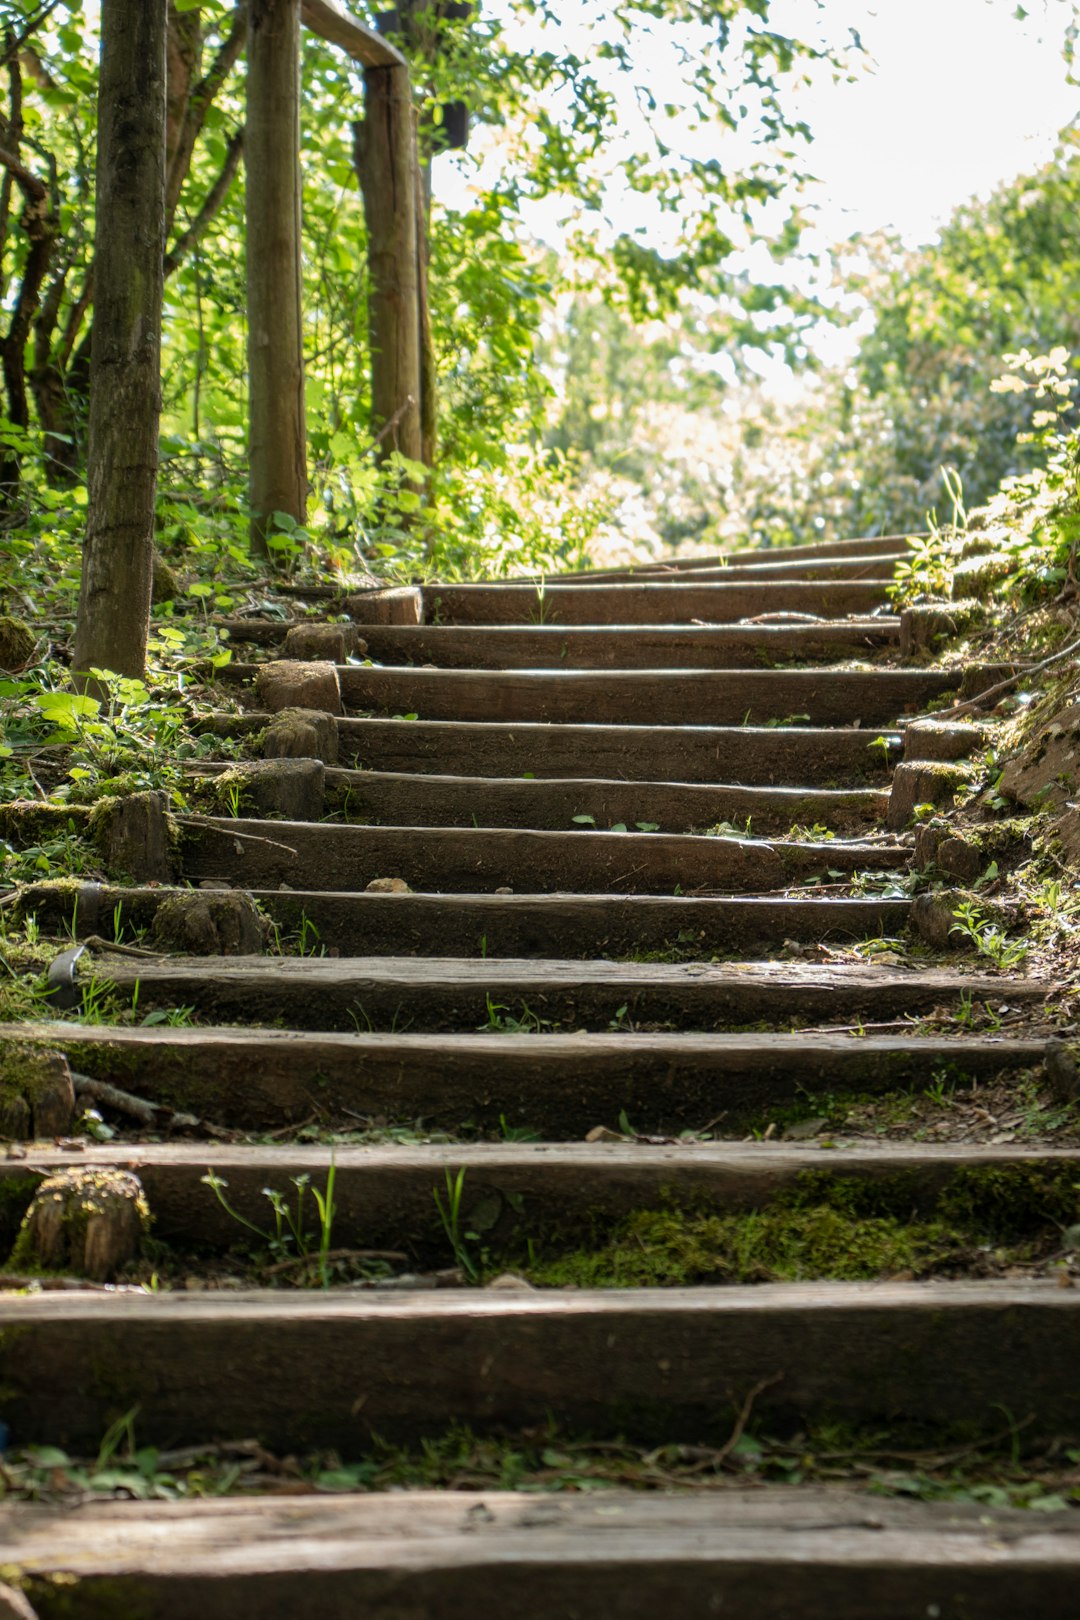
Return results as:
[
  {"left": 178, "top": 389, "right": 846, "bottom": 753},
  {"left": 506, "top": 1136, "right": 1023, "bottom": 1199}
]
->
[
  {"left": 88, "top": 952, "right": 1042, "bottom": 1032},
  {"left": 426, "top": 579, "right": 890, "bottom": 625},
  {"left": 6, "top": 1489, "right": 1079, "bottom": 1619},
  {"left": 337, "top": 619, "right": 902, "bottom": 668},
  {"left": 322, "top": 769, "right": 889, "bottom": 834},
  {"left": 334, "top": 716, "right": 900, "bottom": 783},
  {"left": 4, "top": 1024, "right": 1045, "bottom": 1132},
  {"left": 179, "top": 815, "right": 906, "bottom": 894},
  {"left": 0, "top": 1283, "right": 1076, "bottom": 1452},
  {"left": 8, "top": 1140, "right": 1076, "bottom": 1258},
  {"left": 337, "top": 666, "right": 962, "bottom": 726}
]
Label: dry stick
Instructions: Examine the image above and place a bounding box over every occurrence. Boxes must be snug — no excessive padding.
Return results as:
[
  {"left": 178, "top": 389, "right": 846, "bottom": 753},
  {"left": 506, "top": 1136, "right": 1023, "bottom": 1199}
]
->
[
  {"left": 261, "top": 1247, "right": 408, "bottom": 1278},
  {"left": 72, "top": 1074, "right": 232, "bottom": 1139},
  {"left": 176, "top": 816, "right": 298, "bottom": 857},
  {"left": 947, "top": 635, "right": 1080, "bottom": 719}
]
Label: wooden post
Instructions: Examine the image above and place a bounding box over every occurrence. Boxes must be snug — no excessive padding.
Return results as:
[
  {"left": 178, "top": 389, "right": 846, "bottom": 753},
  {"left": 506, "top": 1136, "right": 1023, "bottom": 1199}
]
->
[
  {"left": 72, "top": 0, "right": 167, "bottom": 683},
  {"left": 246, "top": 0, "right": 307, "bottom": 558},
  {"left": 354, "top": 65, "right": 424, "bottom": 466}
]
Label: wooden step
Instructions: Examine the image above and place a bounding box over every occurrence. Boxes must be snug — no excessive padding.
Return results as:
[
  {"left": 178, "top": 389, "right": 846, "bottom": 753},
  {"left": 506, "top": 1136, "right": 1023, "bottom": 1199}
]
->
[
  {"left": 522, "top": 531, "right": 915, "bottom": 579},
  {"left": 4, "top": 1490, "right": 1076, "bottom": 1620},
  {"left": 571, "top": 551, "right": 900, "bottom": 583},
  {"left": 9, "top": 1140, "right": 1075, "bottom": 1259},
  {"left": 88, "top": 955, "right": 1042, "bottom": 1033},
  {"left": 6, "top": 1024, "right": 1048, "bottom": 1133},
  {"left": 335, "top": 667, "right": 961, "bottom": 727},
  {"left": 0, "top": 1281, "right": 1076, "bottom": 1452},
  {"left": 17, "top": 884, "right": 909, "bottom": 957},
  {"left": 333, "top": 718, "right": 901, "bottom": 784},
  {"left": 180, "top": 817, "right": 907, "bottom": 895},
  {"left": 336, "top": 620, "right": 902, "bottom": 669},
  {"left": 422, "top": 580, "right": 890, "bottom": 625},
  {"left": 323, "top": 772, "right": 889, "bottom": 834}
]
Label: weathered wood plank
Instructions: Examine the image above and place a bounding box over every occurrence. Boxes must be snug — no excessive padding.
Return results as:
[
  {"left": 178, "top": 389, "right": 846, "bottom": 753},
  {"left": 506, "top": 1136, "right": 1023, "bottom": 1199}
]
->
[
  {"left": 0, "top": 1283, "right": 1076, "bottom": 1451},
  {"left": 14, "top": 884, "right": 910, "bottom": 957},
  {"left": 541, "top": 532, "right": 916, "bottom": 580},
  {"left": 323, "top": 771, "right": 889, "bottom": 834},
  {"left": 5, "top": 1024, "right": 1045, "bottom": 1132},
  {"left": 179, "top": 816, "right": 906, "bottom": 894},
  {"left": 86, "top": 954, "right": 1043, "bottom": 1033},
  {"left": 301, "top": 0, "right": 406, "bottom": 66},
  {"left": 8, "top": 1140, "right": 1075, "bottom": 1259},
  {"left": 423, "top": 580, "right": 890, "bottom": 625},
  {"left": 332, "top": 619, "right": 903, "bottom": 668},
  {"left": 335, "top": 717, "right": 900, "bottom": 783},
  {"left": 336, "top": 667, "right": 962, "bottom": 727},
  {"left": 6, "top": 1490, "right": 1079, "bottom": 1620}
]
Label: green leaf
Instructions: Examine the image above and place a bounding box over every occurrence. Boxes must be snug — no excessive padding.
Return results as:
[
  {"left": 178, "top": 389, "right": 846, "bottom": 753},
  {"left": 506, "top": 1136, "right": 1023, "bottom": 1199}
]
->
[{"left": 571, "top": 813, "right": 596, "bottom": 825}]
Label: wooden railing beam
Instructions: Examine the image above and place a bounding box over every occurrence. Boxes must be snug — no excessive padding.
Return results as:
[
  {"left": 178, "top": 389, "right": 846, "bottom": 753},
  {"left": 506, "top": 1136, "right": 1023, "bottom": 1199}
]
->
[{"left": 301, "top": 0, "right": 407, "bottom": 68}]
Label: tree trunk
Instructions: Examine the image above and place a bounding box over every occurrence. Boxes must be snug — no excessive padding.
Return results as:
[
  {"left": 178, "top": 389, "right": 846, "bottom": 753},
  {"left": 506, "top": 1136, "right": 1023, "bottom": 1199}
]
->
[
  {"left": 71, "top": 0, "right": 167, "bottom": 684},
  {"left": 245, "top": 0, "right": 306, "bottom": 558},
  {"left": 354, "top": 64, "right": 423, "bottom": 467}
]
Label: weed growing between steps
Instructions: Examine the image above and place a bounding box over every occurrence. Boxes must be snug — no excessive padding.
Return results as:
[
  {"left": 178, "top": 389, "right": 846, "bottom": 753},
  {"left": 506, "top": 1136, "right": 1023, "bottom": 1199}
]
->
[{"left": 2, "top": 1414, "right": 1078, "bottom": 1512}]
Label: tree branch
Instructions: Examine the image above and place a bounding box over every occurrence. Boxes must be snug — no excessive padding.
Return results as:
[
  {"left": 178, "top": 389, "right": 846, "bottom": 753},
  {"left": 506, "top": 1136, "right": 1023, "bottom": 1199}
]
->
[
  {"left": 164, "top": 126, "right": 244, "bottom": 277},
  {"left": 165, "top": 2, "right": 246, "bottom": 226}
]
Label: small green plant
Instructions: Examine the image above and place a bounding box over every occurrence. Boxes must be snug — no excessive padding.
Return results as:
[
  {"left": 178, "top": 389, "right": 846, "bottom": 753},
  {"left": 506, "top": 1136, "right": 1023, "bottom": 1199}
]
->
[
  {"left": 434, "top": 1166, "right": 480, "bottom": 1280},
  {"left": 949, "top": 901, "right": 1029, "bottom": 969},
  {"left": 479, "top": 996, "right": 551, "bottom": 1033},
  {"left": 201, "top": 1160, "right": 338, "bottom": 1285}
]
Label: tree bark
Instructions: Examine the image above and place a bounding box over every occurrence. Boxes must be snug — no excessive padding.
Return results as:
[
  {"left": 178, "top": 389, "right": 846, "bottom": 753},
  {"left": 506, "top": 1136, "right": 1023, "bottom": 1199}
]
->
[
  {"left": 245, "top": 0, "right": 306, "bottom": 557},
  {"left": 354, "top": 64, "right": 423, "bottom": 467},
  {"left": 71, "top": 0, "right": 166, "bottom": 684}
]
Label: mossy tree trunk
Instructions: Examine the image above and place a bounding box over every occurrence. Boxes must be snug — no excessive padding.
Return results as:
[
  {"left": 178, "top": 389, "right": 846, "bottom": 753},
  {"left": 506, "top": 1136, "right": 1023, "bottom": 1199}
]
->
[
  {"left": 353, "top": 65, "right": 425, "bottom": 469},
  {"left": 71, "top": 0, "right": 167, "bottom": 684},
  {"left": 246, "top": 0, "right": 307, "bottom": 558}
]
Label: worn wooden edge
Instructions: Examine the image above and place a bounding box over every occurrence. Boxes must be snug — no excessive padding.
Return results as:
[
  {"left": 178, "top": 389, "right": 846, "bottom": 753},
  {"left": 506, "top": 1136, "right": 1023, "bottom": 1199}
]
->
[
  {"left": 4, "top": 1140, "right": 1077, "bottom": 1259},
  {"left": 2, "top": 1489, "right": 1079, "bottom": 1620},
  {"left": 213, "top": 619, "right": 903, "bottom": 668},
  {"left": 180, "top": 814, "right": 908, "bottom": 896},
  {"left": 0, "top": 1281, "right": 1078, "bottom": 1452},
  {"left": 330, "top": 666, "right": 963, "bottom": 728},
  {"left": 422, "top": 579, "right": 891, "bottom": 626},
  {"left": 301, "top": 0, "right": 407, "bottom": 67},
  {"left": 2, "top": 1023, "right": 1048, "bottom": 1132},
  {"left": 320, "top": 772, "right": 891, "bottom": 833},
  {"left": 83, "top": 952, "right": 1046, "bottom": 1036},
  {"left": 530, "top": 532, "right": 919, "bottom": 579}
]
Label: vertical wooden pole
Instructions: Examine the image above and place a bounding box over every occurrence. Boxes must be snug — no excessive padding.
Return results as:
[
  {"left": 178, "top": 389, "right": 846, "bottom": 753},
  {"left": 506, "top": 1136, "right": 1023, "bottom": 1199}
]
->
[
  {"left": 354, "top": 64, "right": 423, "bottom": 467},
  {"left": 246, "top": 0, "right": 307, "bottom": 558},
  {"left": 72, "top": 0, "right": 166, "bottom": 683}
]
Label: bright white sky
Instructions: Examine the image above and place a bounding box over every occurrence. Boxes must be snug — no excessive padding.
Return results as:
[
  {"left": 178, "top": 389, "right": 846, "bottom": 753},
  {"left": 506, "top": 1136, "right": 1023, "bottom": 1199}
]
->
[{"left": 441, "top": 0, "right": 1078, "bottom": 251}]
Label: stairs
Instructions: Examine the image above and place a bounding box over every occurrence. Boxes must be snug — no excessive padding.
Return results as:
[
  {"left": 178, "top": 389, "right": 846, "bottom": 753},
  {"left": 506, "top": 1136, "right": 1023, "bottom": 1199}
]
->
[{"left": 2, "top": 532, "right": 1078, "bottom": 1615}]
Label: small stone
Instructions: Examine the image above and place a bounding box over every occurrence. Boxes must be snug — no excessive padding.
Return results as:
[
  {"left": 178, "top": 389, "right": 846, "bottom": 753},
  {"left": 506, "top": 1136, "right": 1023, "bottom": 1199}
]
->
[
  {"left": 494, "top": 886, "right": 513, "bottom": 895},
  {"left": 199, "top": 879, "right": 232, "bottom": 891},
  {"left": 585, "top": 1125, "right": 625, "bottom": 1143},
  {"left": 263, "top": 706, "right": 339, "bottom": 765},
  {"left": 486, "top": 1273, "right": 536, "bottom": 1291},
  {"left": 365, "top": 877, "right": 412, "bottom": 893},
  {"left": 151, "top": 890, "right": 266, "bottom": 956},
  {"left": 0, "top": 1049, "right": 76, "bottom": 1141},
  {"left": 8, "top": 1168, "right": 149, "bottom": 1281},
  {"left": 910, "top": 891, "right": 960, "bottom": 949},
  {"left": 256, "top": 660, "right": 342, "bottom": 716},
  {"left": 782, "top": 1116, "right": 829, "bottom": 1141}
]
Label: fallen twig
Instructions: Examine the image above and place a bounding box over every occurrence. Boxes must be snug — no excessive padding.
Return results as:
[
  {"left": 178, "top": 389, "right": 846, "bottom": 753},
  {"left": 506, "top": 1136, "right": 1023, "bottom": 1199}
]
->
[
  {"left": 176, "top": 816, "right": 299, "bottom": 858},
  {"left": 948, "top": 636, "right": 1080, "bottom": 718}
]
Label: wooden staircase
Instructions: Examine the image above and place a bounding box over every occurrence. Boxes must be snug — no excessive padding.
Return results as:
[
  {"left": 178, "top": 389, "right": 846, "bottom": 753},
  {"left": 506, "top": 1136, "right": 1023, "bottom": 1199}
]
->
[{"left": 2, "top": 532, "right": 1078, "bottom": 1615}]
